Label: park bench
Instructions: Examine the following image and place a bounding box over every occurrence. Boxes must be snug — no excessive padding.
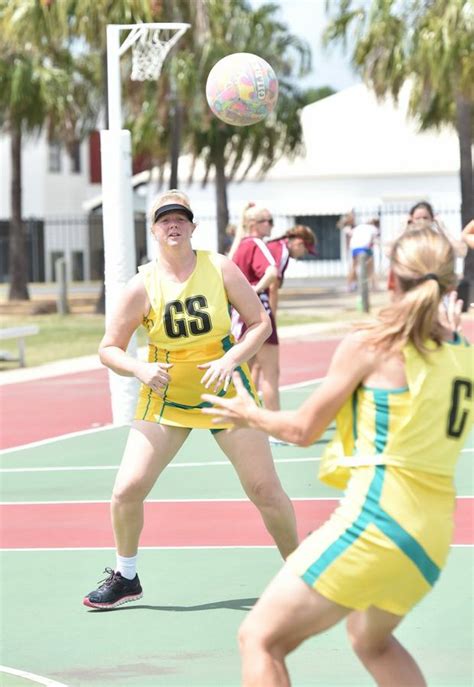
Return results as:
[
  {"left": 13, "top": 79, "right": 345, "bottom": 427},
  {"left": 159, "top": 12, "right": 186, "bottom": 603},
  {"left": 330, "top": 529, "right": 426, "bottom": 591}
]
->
[{"left": 0, "top": 325, "right": 40, "bottom": 367}]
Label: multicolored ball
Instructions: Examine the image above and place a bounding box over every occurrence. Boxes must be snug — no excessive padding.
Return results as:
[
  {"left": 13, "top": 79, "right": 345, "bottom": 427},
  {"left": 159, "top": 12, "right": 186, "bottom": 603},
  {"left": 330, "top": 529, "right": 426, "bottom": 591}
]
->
[{"left": 206, "top": 53, "right": 279, "bottom": 127}]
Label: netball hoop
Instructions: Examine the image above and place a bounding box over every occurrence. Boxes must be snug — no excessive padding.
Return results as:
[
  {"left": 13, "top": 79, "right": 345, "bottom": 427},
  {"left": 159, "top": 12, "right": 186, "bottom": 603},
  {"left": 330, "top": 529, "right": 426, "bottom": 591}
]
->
[{"left": 101, "top": 23, "right": 189, "bottom": 425}]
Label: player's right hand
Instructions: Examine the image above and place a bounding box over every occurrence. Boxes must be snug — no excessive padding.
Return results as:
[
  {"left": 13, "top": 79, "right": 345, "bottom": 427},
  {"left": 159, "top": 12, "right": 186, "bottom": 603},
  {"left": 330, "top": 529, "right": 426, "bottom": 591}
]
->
[{"left": 135, "top": 362, "right": 173, "bottom": 396}]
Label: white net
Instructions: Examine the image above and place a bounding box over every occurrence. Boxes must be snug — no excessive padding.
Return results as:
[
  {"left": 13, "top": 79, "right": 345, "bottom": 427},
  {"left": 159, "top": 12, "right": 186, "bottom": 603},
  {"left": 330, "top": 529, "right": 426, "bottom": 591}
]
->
[{"left": 130, "top": 26, "right": 187, "bottom": 81}]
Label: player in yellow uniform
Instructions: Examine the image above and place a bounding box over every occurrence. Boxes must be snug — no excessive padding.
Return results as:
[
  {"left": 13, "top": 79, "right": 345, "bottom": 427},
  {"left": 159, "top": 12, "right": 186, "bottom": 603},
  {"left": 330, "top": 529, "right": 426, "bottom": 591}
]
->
[
  {"left": 83, "top": 190, "right": 298, "bottom": 610},
  {"left": 203, "top": 226, "right": 473, "bottom": 686}
]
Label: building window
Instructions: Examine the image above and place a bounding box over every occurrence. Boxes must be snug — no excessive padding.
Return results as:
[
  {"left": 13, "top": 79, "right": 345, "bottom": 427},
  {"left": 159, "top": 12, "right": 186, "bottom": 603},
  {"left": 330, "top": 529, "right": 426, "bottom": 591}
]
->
[
  {"left": 69, "top": 141, "right": 81, "bottom": 174},
  {"left": 295, "top": 215, "right": 341, "bottom": 260},
  {"left": 48, "top": 141, "right": 61, "bottom": 173}
]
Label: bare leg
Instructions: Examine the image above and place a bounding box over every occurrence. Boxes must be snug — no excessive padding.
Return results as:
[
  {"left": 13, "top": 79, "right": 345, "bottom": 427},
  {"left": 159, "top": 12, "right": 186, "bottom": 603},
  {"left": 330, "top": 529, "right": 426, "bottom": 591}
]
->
[
  {"left": 249, "top": 356, "right": 262, "bottom": 396},
  {"left": 347, "top": 608, "right": 427, "bottom": 687},
  {"left": 252, "top": 342, "right": 280, "bottom": 410},
  {"left": 348, "top": 255, "right": 357, "bottom": 291},
  {"left": 239, "top": 565, "right": 350, "bottom": 686},
  {"left": 111, "top": 420, "right": 190, "bottom": 556},
  {"left": 215, "top": 428, "right": 298, "bottom": 558}
]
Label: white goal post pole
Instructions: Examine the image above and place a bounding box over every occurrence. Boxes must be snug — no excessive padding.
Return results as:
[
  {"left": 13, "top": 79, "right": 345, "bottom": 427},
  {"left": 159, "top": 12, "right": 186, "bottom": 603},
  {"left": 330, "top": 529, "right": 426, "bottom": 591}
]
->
[
  {"left": 100, "top": 129, "right": 140, "bottom": 425},
  {"left": 101, "top": 26, "right": 139, "bottom": 426}
]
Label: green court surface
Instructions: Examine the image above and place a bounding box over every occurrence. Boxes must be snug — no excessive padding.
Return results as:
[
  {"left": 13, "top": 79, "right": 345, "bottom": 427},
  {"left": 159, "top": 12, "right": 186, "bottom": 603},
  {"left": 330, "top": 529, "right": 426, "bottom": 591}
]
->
[{"left": 0, "top": 382, "right": 473, "bottom": 687}]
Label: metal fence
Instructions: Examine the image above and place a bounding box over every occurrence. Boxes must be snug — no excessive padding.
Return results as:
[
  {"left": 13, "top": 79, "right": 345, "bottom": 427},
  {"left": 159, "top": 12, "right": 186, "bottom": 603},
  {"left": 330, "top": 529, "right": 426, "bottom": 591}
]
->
[{"left": 0, "top": 203, "right": 463, "bottom": 284}]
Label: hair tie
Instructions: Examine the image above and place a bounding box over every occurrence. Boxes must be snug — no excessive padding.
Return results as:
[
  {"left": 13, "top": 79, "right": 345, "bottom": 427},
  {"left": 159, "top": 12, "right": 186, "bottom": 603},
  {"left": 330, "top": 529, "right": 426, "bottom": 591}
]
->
[{"left": 419, "top": 273, "right": 439, "bottom": 284}]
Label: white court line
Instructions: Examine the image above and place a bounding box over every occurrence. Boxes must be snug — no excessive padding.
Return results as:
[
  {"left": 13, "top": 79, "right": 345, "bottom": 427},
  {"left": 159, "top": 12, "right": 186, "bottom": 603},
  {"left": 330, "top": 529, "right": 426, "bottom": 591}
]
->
[
  {"left": 280, "top": 377, "right": 323, "bottom": 391},
  {"left": 1, "top": 496, "right": 336, "bottom": 505},
  {"left": 1, "top": 544, "right": 471, "bottom": 552},
  {"left": 1, "top": 448, "right": 472, "bottom": 474},
  {"left": 0, "top": 378, "right": 324, "bottom": 456},
  {"left": 0, "top": 423, "right": 119, "bottom": 455},
  {"left": 0, "top": 456, "right": 321, "bottom": 473},
  {"left": 1, "top": 495, "right": 472, "bottom": 506},
  {"left": 0, "top": 665, "right": 68, "bottom": 686}
]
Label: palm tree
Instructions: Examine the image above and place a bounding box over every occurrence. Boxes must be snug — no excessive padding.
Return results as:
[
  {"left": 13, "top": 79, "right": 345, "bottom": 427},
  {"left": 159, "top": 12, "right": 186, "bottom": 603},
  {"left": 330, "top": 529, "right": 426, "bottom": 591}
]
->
[
  {"left": 0, "top": 10, "right": 98, "bottom": 300},
  {"left": 0, "top": 1, "right": 100, "bottom": 300},
  {"left": 324, "top": 0, "right": 474, "bottom": 289}
]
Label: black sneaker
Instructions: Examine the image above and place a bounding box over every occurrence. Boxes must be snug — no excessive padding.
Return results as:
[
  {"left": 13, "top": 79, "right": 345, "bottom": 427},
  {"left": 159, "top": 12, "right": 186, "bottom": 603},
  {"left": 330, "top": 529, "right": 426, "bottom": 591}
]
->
[{"left": 83, "top": 568, "right": 143, "bottom": 610}]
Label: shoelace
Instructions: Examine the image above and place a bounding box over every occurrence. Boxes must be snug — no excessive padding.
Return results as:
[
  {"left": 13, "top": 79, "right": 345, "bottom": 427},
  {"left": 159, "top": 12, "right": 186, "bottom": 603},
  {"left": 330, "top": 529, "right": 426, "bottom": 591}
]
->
[{"left": 96, "top": 567, "right": 116, "bottom": 588}]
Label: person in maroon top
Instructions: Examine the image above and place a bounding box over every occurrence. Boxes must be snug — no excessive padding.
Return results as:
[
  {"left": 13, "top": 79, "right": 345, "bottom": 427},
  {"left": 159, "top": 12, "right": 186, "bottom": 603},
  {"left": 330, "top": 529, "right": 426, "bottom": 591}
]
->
[{"left": 232, "top": 218, "right": 317, "bottom": 413}]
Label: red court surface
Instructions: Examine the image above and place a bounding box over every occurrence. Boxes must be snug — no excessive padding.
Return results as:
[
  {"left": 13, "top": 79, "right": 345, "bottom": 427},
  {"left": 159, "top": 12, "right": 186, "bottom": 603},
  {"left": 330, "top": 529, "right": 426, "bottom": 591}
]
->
[
  {"left": 1, "top": 498, "right": 472, "bottom": 548},
  {"left": 2, "top": 321, "right": 472, "bottom": 450},
  {"left": 0, "top": 338, "right": 341, "bottom": 449}
]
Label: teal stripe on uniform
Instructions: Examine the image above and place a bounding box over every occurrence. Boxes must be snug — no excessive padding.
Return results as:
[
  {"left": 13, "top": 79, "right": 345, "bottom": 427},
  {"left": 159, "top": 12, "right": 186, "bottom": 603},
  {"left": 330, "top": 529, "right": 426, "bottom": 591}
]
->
[
  {"left": 302, "top": 465, "right": 441, "bottom": 588},
  {"left": 373, "top": 389, "right": 389, "bottom": 454},
  {"left": 375, "top": 509, "right": 440, "bottom": 585},
  {"left": 302, "top": 465, "right": 383, "bottom": 586}
]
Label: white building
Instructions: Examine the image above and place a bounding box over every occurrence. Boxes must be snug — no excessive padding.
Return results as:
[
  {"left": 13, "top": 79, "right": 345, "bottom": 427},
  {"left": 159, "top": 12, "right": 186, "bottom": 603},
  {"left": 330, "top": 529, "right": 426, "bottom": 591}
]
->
[
  {"left": 0, "top": 83, "right": 464, "bottom": 281},
  {"left": 0, "top": 130, "right": 101, "bottom": 282}
]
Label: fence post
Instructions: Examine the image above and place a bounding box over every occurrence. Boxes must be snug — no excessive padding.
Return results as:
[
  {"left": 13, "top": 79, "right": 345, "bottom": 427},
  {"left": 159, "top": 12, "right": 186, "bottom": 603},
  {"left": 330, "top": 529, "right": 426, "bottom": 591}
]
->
[
  {"left": 56, "top": 257, "right": 69, "bottom": 315},
  {"left": 357, "top": 252, "right": 370, "bottom": 313}
]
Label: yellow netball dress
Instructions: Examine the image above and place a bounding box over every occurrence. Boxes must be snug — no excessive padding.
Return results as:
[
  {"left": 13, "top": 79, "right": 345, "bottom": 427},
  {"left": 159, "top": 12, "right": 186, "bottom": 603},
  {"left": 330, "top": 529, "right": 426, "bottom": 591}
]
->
[
  {"left": 134, "top": 250, "right": 257, "bottom": 429},
  {"left": 288, "top": 335, "right": 473, "bottom": 615}
]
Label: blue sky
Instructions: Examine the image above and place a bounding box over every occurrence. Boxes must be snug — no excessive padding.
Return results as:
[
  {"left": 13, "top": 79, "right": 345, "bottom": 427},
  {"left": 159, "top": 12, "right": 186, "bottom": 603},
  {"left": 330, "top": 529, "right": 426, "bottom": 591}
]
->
[{"left": 249, "top": 0, "right": 359, "bottom": 91}]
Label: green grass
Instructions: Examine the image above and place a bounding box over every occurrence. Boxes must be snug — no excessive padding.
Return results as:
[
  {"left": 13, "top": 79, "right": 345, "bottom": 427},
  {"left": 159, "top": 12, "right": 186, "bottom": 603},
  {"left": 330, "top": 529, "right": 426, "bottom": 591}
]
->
[
  {"left": 277, "top": 312, "right": 325, "bottom": 326},
  {"left": 0, "top": 314, "right": 148, "bottom": 368},
  {"left": 0, "top": 310, "right": 343, "bottom": 369}
]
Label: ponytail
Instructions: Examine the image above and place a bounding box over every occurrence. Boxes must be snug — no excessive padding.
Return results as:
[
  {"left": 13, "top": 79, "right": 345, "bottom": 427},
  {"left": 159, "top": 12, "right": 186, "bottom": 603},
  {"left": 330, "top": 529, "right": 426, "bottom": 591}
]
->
[{"left": 359, "top": 228, "right": 456, "bottom": 354}]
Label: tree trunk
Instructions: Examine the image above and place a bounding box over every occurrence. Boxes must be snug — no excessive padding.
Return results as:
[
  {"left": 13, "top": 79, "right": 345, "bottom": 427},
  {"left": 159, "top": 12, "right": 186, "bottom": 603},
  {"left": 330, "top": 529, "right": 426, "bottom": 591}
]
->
[
  {"left": 455, "top": 95, "right": 474, "bottom": 310},
  {"left": 214, "top": 139, "right": 229, "bottom": 254},
  {"left": 169, "top": 87, "right": 183, "bottom": 189},
  {"left": 8, "top": 123, "right": 30, "bottom": 301}
]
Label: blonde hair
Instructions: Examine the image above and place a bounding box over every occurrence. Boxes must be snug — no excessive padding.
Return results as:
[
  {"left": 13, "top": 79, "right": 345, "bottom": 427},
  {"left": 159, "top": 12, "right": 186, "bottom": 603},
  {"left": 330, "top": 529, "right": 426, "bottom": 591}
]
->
[
  {"left": 227, "top": 202, "right": 271, "bottom": 259},
  {"left": 150, "top": 189, "right": 193, "bottom": 226},
  {"left": 360, "top": 228, "right": 456, "bottom": 354}
]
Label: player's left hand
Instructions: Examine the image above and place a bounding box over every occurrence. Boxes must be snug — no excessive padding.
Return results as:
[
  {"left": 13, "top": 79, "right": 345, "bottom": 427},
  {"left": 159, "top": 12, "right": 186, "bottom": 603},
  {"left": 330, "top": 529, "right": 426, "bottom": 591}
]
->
[
  {"left": 202, "top": 372, "right": 257, "bottom": 426},
  {"left": 198, "top": 355, "right": 237, "bottom": 393}
]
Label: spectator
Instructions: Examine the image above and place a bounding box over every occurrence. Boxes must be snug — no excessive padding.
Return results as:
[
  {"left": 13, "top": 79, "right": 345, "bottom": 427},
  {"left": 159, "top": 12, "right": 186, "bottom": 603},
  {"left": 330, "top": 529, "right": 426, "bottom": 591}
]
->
[{"left": 348, "top": 217, "right": 380, "bottom": 292}]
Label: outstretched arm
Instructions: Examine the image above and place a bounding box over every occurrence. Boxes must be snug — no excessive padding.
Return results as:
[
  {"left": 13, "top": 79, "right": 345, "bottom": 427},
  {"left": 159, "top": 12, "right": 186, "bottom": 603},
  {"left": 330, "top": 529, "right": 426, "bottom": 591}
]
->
[{"left": 202, "top": 333, "right": 374, "bottom": 445}]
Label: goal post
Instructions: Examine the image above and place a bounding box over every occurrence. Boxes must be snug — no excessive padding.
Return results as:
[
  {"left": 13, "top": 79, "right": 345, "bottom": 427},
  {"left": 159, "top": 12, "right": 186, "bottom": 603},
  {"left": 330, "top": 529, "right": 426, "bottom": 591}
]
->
[{"left": 101, "top": 22, "right": 190, "bottom": 425}]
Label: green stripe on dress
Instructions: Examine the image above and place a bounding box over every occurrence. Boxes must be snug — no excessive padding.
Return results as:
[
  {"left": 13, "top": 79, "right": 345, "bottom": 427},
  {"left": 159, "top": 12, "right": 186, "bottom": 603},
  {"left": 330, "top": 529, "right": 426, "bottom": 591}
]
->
[
  {"left": 302, "top": 465, "right": 440, "bottom": 588},
  {"left": 141, "top": 344, "right": 158, "bottom": 420},
  {"left": 373, "top": 389, "right": 389, "bottom": 454}
]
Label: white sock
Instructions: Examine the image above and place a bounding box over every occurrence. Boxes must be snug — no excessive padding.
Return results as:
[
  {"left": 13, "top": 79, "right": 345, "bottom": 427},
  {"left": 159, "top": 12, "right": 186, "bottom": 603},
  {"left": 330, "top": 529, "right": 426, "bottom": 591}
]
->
[{"left": 116, "top": 554, "right": 138, "bottom": 580}]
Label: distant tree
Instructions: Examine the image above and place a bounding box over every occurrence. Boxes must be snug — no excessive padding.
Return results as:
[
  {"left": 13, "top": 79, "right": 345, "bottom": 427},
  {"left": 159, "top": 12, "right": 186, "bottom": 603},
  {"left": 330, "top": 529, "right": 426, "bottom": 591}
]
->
[
  {"left": 0, "top": 2, "right": 97, "bottom": 300},
  {"left": 324, "top": 0, "right": 474, "bottom": 291},
  {"left": 300, "top": 86, "right": 335, "bottom": 105}
]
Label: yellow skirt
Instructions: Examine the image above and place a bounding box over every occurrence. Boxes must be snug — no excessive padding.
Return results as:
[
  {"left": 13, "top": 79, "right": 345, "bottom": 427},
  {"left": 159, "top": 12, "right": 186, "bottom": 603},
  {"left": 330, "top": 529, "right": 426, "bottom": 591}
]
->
[
  {"left": 135, "top": 338, "right": 258, "bottom": 429},
  {"left": 286, "top": 464, "right": 456, "bottom": 615}
]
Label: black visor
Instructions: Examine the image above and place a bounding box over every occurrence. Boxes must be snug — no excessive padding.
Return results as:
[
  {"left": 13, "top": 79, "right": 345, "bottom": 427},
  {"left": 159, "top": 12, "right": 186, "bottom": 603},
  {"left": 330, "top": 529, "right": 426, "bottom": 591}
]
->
[{"left": 153, "top": 203, "right": 194, "bottom": 223}]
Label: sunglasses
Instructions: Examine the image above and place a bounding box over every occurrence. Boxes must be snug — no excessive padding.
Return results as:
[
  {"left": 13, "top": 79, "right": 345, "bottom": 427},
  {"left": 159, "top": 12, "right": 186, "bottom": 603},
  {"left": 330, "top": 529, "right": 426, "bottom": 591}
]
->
[{"left": 256, "top": 218, "right": 274, "bottom": 225}]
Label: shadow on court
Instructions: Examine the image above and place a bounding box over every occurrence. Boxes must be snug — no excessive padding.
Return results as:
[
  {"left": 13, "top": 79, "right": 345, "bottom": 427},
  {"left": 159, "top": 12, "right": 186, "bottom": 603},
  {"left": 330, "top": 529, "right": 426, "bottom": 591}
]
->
[{"left": 87, "top": 597, "right": 258, "bottom": 613}]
